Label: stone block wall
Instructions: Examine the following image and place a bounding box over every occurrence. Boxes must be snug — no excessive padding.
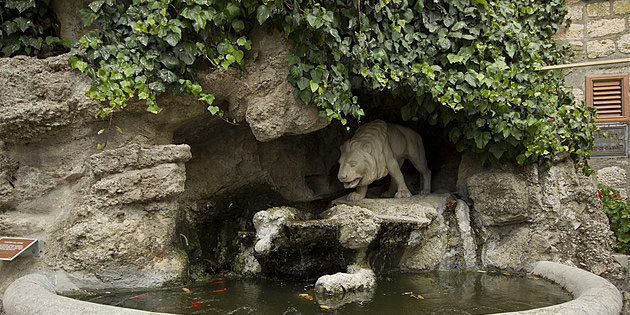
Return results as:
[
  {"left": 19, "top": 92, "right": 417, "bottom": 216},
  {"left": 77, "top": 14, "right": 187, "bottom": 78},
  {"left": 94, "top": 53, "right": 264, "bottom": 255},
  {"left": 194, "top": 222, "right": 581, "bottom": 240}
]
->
[
  {"left": 557, "top": 0, "right": 630, "bottom": 60},
  {"left": 557, "top": 0, "right": 630, "bottom": 196}
]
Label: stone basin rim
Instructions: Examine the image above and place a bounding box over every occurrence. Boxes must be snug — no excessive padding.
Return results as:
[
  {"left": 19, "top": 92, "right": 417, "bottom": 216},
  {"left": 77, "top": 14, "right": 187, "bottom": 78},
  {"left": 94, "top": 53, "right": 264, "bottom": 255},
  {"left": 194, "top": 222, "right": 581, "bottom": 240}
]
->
[{"left": 2, "top": 261, "right": 622, "bottom": 315}]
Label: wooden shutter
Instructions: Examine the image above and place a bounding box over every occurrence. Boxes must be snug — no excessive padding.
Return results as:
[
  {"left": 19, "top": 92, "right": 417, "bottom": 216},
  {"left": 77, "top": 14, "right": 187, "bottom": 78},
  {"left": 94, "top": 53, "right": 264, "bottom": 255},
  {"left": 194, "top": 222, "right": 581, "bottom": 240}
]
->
[{"left": 586, "top": 74, "right": 630, "bottom": 123}]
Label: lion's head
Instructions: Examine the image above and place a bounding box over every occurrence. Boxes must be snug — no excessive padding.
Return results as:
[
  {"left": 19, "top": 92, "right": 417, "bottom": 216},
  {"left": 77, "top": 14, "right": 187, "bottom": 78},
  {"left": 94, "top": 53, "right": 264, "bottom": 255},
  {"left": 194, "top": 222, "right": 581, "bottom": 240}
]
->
[{"left": 337, "top": 141, "right": 381, "bottom": 189}]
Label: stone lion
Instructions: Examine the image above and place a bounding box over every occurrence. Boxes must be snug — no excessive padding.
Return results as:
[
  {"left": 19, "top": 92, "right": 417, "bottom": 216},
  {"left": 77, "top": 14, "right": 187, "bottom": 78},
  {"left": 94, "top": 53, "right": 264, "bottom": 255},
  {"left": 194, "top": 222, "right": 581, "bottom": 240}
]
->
[{"left": 337, "top": 120, "right": 431, "bottom": 201}]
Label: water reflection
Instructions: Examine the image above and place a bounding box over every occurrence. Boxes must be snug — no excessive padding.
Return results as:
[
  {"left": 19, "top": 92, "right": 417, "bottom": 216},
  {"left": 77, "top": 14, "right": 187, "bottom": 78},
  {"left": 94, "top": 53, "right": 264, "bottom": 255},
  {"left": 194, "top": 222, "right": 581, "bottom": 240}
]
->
[{"left": 71, "top": 271, "right": 572, "bottom": 315}]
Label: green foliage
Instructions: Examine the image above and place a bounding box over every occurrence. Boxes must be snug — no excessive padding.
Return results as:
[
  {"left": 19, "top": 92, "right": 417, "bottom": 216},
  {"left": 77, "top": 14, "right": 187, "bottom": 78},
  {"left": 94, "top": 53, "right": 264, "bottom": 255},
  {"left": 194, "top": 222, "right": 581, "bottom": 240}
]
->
[
  {"left": 70, "top": 0, "right": 597, "bottom": 165},
  {"left": 599, "top": 184, "right": 630, "bottom": 254},
  {"left": 71, "top": 0, "right": 257, "bottom": 118},
  {"left": 273, "top": 0, "right": 597, "bottom": 167},
  {"left": 0, "top": 0, "right": 68, "bottom": 57}
]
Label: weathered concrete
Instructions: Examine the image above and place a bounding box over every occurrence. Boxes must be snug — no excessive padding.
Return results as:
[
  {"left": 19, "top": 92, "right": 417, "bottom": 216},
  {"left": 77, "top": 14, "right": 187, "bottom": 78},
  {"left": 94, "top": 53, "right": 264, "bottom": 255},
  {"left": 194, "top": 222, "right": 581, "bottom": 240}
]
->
[
  {"left": 498, "top": 261, "right": 623, "bottom": 315},
  {"left": 3, "top": 274, "right": 171, "bottom": 315}
]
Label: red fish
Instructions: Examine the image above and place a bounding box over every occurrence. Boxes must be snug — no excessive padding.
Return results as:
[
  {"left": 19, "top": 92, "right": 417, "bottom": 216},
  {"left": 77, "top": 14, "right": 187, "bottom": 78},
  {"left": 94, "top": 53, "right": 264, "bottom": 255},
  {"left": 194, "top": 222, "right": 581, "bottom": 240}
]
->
[
  {"left": 192, "top": 300, "right": 202, "bottom": 308},
  {"left": 130, "top": 295, "right": 145, "bottom": 299},
  {"left": 211, "top": 288, "right": 227, "bottom": 293},
  {"left": 210, "top": 280, "right": 225, "bottom": 285}
]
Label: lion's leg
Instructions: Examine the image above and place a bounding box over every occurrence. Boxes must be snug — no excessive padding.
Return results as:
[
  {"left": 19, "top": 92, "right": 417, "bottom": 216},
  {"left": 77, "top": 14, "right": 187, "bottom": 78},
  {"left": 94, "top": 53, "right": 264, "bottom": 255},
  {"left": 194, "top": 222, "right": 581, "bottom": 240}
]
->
[
  {"left": 409, "top": 151, "right": 431, "bottom": 194},
  {"left": 347, "top": 185, "right": 368, "bottom": 201},
  {"left": 382, "top": 158, "right": 404, "bottom": 198},
  {"left": 384, "top": 153, "right": 411, "bottom": 199}
]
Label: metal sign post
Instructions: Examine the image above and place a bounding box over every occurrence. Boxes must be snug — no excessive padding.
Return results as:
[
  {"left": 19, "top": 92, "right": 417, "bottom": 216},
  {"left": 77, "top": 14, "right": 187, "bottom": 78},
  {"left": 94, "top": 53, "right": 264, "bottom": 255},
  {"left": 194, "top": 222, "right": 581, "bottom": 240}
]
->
[{"left": 0, "top": 237, "right": 41, "bottom": 261}]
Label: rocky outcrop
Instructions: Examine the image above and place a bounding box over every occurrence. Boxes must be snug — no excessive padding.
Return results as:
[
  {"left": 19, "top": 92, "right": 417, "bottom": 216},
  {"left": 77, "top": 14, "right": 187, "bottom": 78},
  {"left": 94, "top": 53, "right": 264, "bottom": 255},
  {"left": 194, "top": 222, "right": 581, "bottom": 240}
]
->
[
  {"left": 0, "top": 142, "right": 192, "bottom": 297},
  {"left": 198, "top": 28, "right": 329, "bottom": 142},
  {"left": 458, "top": 153, "right": 622, "bottom": 280},
  {"left": 53, "top": 144, "right": 191, "bottom": 285},
  {"left": 250, "top": 193, "right": 478, "bottom": 279},
  {"left": 0, "top": 26, "right": 343, "bottom": 296},
  {"left": 0, "top": 54, "right": 98, "bottom": 143}
]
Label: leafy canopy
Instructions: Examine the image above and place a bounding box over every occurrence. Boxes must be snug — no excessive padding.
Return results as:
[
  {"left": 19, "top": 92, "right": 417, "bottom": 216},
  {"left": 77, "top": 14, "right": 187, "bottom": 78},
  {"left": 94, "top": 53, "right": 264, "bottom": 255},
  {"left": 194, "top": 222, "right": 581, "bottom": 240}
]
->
[
  {"left": 0, "top": 0, "right": 68, "bottom": 57},
  {"left": 270, "top": 0, "right": 596, "bottom": 167},
  {"left": 66, "top": 0, "right": 596, "bottom": 165}
]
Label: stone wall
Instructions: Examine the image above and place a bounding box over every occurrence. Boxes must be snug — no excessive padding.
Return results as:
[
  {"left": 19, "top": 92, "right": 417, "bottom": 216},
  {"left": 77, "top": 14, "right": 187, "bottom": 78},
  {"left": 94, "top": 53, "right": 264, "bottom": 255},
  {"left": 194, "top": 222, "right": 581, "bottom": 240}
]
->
[
  {"left": 556, "top": 0, "right": 630, "bottom": 60},
  {"left": 556, "top": 0, "right": 630, "bottom": 196}
]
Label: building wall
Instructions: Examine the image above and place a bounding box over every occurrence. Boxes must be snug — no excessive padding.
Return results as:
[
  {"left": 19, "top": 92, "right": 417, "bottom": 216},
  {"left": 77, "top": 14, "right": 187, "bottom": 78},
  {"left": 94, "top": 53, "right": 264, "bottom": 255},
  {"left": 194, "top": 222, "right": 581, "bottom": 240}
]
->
[{"left": 557, "top": 0, "right": 630, "bottom": 196}]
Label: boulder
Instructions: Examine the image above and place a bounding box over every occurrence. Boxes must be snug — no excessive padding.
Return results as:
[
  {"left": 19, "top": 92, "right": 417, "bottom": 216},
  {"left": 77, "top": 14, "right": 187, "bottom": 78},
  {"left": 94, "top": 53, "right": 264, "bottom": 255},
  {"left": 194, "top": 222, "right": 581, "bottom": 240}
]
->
[
  {"left": 314, "top": 265, "right": 376, "bottom": 296},
  {"left": 253, "top": 207, "right": 302, "bottom": 255},
  {"left": 467, "top": 169, "right": 531, "bottom": 226}
]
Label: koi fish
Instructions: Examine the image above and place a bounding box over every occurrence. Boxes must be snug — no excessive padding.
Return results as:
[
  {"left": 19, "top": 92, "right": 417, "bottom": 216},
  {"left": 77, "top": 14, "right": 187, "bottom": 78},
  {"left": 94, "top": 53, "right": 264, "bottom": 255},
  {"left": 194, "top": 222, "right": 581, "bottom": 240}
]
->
[{"left": 210, "top": 288, "right": 227, "bottom": 293}]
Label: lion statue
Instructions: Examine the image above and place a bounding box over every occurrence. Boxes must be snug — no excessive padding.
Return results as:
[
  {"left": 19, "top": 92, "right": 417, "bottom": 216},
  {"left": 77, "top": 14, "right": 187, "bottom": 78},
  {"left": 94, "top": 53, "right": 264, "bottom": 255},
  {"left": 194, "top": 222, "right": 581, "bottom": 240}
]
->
[{"left": 337, "top": 120, "right": 431, "bottom": 201}]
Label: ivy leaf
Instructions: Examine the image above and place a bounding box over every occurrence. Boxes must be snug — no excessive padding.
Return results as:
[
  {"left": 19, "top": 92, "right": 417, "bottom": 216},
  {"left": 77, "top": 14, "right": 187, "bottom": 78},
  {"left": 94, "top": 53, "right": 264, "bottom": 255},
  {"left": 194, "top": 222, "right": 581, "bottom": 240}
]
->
[
  {"left": 233, "top": 50, "right": 244, "bottom": 64},
  {"left": 306, "top": 14, "right": 324, "bottom": 29},
  {"left": 89, "top": 0, "right": 105, "bottom": 12},
  {"left": 148, "top": 81, "right": 165, "bottom": 93},
  {"left": 474, "top": 131, "right": 491, "bottom": 149},
  {"left": 70, "top": 56, "right": 88, "bottom": 72},
  {"left": 225, "top": 3, "right": 241, "bottom": 18},
  {"left": 79, "top": 9, "right": 99, "bottom": 27},
  {"left": 200, "top": 93, "right": 216, "bottom": 105},
  {"left": 310, "top": 80, "right": 319, "bottom": 93},
  {"left": 13, "top": 17, "right": 31, "bottom": 32},
  {"left": 159, "top": 69, "right": 177, "bottom": 83},
  {"left": 207, "top": 105, "right": 220, "bottom": 115},
  {"left": 452, "top": 21, "right": 466, "bottom": 31},
  {"left": 297, "top": 77, "right": 310, "bottom": 90},
  {"left": 298, "top": 89, "right": 312, "bottom": 104},
  {"left": 4, "top": 21, "right": 19, "bottom": 35},
  {"left": 505, "top": 42, "right": 516, "bottom": 58},
  {"left": 232, "top": 20, "right": 245, "bottom": 32},
  {"left": 489, "top": 145, "right": 505, "bottom": 159},
  {"left": 256, "top": 5, "right": 271, "bottom": 25},
  {"left": 165, "top": 32, "right": 181, "bottom": 47},
  {"left": 7, "top": 0, "right": 36, "bottom": 13},
  {"left": 160, "top": 53, "right": 181, "bottom": 69}
]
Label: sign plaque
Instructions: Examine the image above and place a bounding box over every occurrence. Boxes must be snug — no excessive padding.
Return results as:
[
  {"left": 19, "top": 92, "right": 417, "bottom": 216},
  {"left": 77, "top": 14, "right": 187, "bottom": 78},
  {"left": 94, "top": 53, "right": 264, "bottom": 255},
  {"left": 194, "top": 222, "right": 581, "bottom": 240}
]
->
[
  {"left": 592, "top": 123, "right": 628, "bottom": 158},
  {"left": 0, "top": 237, "right": 39, "bottom": 261}
]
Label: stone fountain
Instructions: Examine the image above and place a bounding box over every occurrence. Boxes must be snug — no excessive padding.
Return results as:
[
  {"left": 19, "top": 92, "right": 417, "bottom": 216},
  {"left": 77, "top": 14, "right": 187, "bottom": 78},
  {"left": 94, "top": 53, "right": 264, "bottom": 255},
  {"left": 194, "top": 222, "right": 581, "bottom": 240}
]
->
[{"left": 251, "top": 193, "right": 478, "bottom": 296}]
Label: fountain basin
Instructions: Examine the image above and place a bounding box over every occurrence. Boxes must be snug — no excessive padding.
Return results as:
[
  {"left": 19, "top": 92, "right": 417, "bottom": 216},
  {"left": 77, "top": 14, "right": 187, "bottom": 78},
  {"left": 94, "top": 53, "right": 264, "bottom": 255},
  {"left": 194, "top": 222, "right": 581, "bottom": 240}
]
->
[{"left": 2, "top": 261, "right": 622, "bottom": 315}]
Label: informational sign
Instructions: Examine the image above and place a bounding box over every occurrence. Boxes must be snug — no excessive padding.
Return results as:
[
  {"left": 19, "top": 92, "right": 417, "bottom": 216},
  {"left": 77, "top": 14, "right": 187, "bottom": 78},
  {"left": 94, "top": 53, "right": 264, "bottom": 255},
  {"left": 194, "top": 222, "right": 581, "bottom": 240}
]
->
[
  {"left": 0, "top": 237, "right": 39, "bottom": 261},
  {"left": 592, "top": 123, "right": 628, "bottom": 158}
]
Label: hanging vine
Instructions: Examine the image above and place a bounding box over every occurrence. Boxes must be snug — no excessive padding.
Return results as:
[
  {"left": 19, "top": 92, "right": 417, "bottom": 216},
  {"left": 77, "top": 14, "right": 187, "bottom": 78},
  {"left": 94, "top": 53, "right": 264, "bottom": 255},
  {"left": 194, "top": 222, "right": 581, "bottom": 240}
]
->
[{"left": 66, "top": 0, "right": 595, "bottom": 167}]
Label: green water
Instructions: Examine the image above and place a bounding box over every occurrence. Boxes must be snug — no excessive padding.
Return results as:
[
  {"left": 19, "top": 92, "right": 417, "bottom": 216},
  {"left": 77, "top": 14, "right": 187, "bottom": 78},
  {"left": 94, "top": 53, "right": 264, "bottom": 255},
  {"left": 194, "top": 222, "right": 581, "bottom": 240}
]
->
[{"left": 71, "top": 272, "right": 572, "bottom": 315}]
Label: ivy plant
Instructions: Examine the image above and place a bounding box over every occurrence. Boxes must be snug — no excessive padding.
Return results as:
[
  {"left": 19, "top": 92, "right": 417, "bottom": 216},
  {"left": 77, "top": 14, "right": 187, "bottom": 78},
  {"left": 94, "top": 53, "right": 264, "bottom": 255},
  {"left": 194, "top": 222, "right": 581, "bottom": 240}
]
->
[
  {"left": 0, "top": 0, "right": 68, "bottom": 57},
  {"left": 264, "top": 0, "right": 596, "bottom": 167},
  {"left": 599, "top": 184, "right": 630, "bottom": 254},
  {"left": 70, "top": 0, "right": 257, "bottom": 123},
  {"left": 71, "top": 0, "right": 597, "bottom": 166}
]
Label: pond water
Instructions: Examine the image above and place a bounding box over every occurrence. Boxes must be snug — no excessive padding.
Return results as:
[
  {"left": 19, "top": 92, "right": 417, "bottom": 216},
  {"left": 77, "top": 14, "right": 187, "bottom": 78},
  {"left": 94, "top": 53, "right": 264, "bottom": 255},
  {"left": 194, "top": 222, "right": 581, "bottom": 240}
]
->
[{"left": 69, "top": 271, "right": 572, "bottom": 315}]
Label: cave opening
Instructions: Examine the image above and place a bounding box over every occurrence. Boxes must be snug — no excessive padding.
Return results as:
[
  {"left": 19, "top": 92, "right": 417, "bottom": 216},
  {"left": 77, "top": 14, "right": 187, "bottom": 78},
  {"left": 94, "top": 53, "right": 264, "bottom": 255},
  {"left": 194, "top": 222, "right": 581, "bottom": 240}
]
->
[{"left": 169, "top": 100, "right": 462, "bottom": 280}]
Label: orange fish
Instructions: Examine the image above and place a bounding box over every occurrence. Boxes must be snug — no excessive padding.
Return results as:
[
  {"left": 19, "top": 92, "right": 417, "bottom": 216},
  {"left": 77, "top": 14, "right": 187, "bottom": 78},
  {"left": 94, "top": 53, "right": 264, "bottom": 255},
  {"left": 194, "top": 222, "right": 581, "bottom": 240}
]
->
[
  {"left": 210, "top": 280, "right": 225, "bottom": 285},
  {"left": 211, "top": 288, "right": 227, "bottom": 293},
  {"left": 192, "top": 300, "right": 202, "bottom": 308},
  {"left": 130, "top": 295, "right": 145, "bottom": 299}
]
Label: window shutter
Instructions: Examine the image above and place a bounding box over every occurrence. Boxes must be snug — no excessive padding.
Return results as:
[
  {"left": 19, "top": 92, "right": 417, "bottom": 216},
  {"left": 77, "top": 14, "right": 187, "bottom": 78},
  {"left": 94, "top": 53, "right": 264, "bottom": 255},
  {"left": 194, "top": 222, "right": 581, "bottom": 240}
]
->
[{"left": 586, "top": 74, "right": 630, "bottom": 123}]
